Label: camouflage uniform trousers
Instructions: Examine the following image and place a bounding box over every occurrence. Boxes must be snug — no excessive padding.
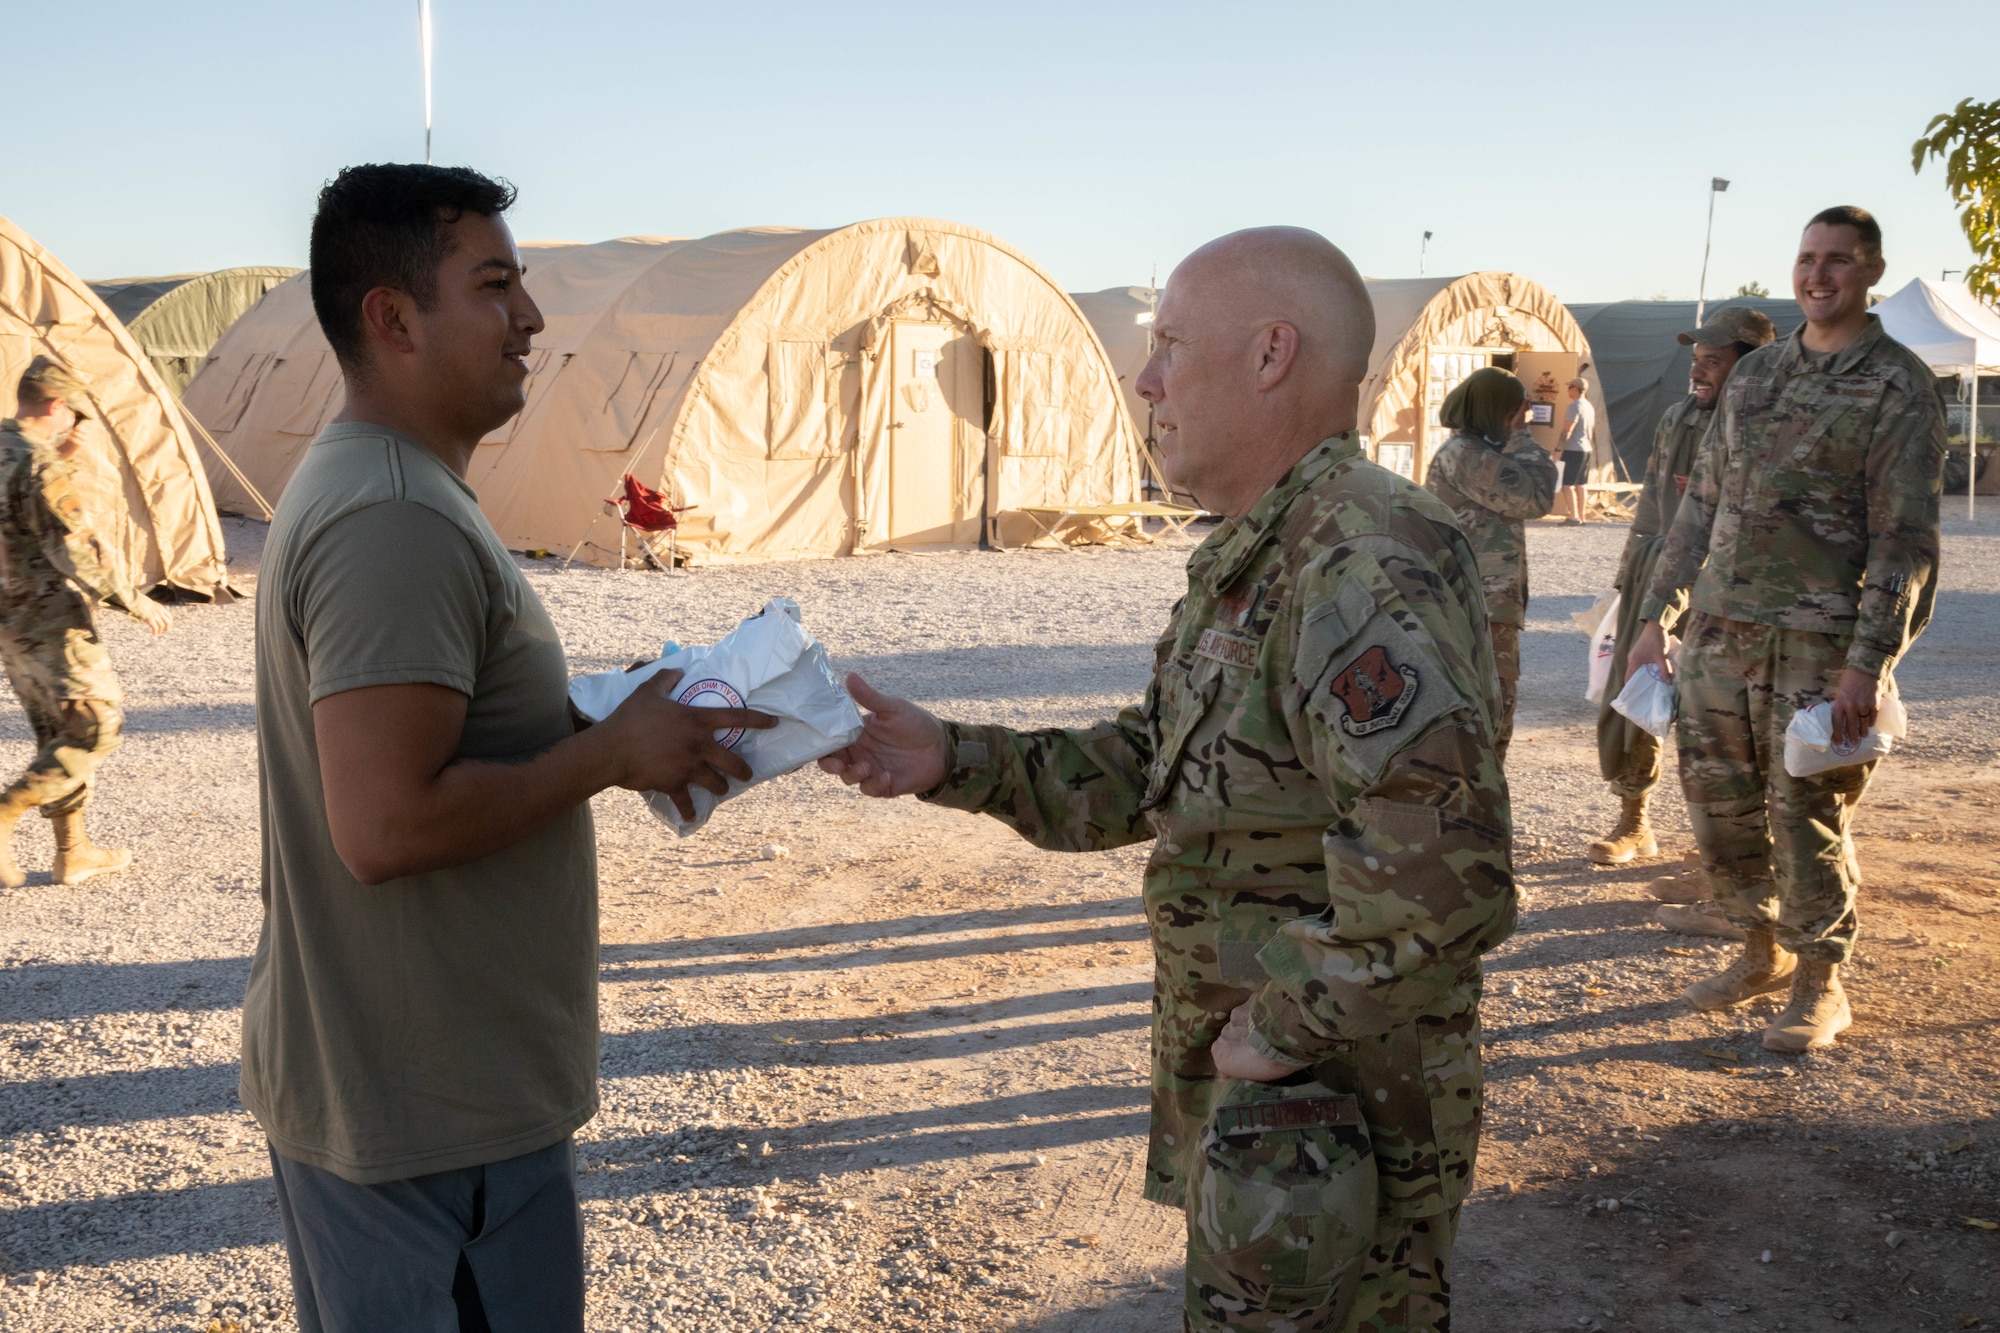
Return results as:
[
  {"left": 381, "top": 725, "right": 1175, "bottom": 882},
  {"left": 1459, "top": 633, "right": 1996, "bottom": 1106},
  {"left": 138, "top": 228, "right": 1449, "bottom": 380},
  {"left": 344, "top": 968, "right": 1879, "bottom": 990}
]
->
[
  {"left": 1596, "top": 536, "right": 1668, "bottom": 800},
  {"left": 1674, "top": 613, "right": 1869, "bottom": 963},
  {"left": 1181, "top": 1013, "right": 1480, "bottom": 1333},
  {"left": 1490, "top": 622, "right": 1519, "bottom": 767},
  {"left": 0, "top": 614, "right": 124, "bottom": 817}
]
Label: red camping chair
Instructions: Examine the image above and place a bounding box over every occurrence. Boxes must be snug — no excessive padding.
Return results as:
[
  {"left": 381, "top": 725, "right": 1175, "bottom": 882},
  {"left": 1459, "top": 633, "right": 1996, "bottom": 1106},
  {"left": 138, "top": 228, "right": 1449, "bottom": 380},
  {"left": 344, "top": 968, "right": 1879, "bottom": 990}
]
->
[{"left": 608, "top": 473, "right": 692, "bottom": 571}]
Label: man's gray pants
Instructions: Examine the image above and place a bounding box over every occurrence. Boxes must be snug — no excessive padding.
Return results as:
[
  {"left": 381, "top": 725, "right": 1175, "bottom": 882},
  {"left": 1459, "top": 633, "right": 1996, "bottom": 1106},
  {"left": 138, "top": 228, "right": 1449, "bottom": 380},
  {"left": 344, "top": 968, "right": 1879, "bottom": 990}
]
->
[{"left": 269, "top": 1137, "right": 585, "bottom": 1332}]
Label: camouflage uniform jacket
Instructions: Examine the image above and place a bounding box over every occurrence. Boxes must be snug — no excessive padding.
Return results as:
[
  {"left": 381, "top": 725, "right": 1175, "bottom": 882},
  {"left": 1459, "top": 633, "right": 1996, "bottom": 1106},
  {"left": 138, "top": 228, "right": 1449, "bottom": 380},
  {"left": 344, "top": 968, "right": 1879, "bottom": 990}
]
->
[
  {"left": 0, "top": 421, "right": 139, "bottom": 626},
  {"left": 1613, "top": 397, "right": 1711, "bottom": 613},
  {"left": 1421, "top": 428, "right": 1557, "bottom": 628},
  {"left": 925, "top": 434, "right": 1516, "bottom": 1220},
  {"left": 1638, "top": 317, "right": 1946, "bottom": 676}
]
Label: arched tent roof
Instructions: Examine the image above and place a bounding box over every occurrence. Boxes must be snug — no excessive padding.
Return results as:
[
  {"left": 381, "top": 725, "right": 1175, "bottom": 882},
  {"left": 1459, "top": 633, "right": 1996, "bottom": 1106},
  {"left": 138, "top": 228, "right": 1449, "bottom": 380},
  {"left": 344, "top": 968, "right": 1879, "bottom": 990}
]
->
[
  {"left": 186, "top": 218, "right": 1141, "bottom": 563},
  {"left": 0, "top": 214, "right": 231, "bottom": 597},
  {"left": 1358, "top": 272, "right": 1615, "bottom": 482},
  {"left": 90, "top": 267, "right": 299, "bottom": 396},
  {"left": 1568, "top": 297, "right": 1803, "bottom": 479},
  {"left": 1071, "top": 285, "right": 1156, "bottom": 442}
]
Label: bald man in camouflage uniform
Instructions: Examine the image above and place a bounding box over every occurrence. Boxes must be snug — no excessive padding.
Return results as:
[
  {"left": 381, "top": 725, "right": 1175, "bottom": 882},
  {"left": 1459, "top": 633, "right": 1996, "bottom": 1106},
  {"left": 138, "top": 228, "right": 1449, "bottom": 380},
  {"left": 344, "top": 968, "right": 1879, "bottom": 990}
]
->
[
  {"left": 1627, "top": 208, "right": 1943, "bottom": 1051},
  {"left": 1590, "top": 309, "right": 1775, "bottom": 935},
  {"left": 0, "top": 358, "right": 171, "bottom": 887},
  {"left": 822, "top": 228, "right": 1515, "bottom": 1332}
]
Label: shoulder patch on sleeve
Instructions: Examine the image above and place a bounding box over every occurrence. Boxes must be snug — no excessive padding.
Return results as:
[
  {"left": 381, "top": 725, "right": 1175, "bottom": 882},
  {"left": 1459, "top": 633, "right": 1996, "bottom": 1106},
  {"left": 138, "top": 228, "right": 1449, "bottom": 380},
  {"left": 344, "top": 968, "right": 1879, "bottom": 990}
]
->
[{"left": 1297, "top": 571, "right": 1473, "bottom": 782}]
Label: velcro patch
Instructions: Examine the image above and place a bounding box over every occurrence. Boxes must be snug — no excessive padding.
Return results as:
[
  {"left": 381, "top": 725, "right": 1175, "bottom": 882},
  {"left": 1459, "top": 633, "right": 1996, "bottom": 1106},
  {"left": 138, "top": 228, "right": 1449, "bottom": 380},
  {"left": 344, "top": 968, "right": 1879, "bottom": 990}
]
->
[
  {"left": 1194, "top": 628, "right": 1257, "bottom": 669},
  {"left": 1216, "top": 1094, "right": 1362, "bottom": 1138},
  {"left": 1327, "top": 645, "right": 1419, "bottom": 736}
]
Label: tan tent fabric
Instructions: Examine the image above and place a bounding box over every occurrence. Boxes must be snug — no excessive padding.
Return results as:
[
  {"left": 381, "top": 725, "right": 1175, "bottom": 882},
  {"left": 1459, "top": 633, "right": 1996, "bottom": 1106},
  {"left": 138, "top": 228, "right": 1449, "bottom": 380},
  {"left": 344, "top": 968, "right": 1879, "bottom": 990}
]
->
[
  {"left": 185, "top": 219, "right": 1141, "bottom": 563},
  {"left": 0, "top": 214, "right": 232, "bottom": 598},
  {"left": 90, "top": 267, "right": 299, "bottom": 395},
  {"left": 1359, "top": 272, "right": 1614, "bottom": 482},
  {"left": 1070, "top": 286, "right": 1157, "bottom": 443}
]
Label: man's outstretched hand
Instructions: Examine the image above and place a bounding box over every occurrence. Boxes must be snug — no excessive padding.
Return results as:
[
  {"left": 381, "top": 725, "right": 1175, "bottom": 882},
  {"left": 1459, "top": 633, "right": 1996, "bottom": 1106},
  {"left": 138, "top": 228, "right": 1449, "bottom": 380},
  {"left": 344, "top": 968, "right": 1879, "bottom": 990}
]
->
[
  {"left": 1210, "top": 1001, "right": 1299, "bottom": 1083},
  {"left": 817, "top": 673, "right": 950, "bottom": 798}
]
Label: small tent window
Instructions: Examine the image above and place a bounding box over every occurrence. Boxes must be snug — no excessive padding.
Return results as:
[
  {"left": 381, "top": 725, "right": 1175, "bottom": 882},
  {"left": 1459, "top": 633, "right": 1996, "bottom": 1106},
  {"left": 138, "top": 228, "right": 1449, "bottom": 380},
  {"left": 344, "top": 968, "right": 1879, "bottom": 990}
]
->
[
  {"left": 768, "top": 341, "right": 837, "bottom": 459},
  {"left": 1015, "top": 350, "right": 1069, "bottom": 458},
  {"left": 202, "top": 352, "right": 274, "bottom": 432},
  {"left": 262, "top": 352, "right": 341, "bottom": 436}
]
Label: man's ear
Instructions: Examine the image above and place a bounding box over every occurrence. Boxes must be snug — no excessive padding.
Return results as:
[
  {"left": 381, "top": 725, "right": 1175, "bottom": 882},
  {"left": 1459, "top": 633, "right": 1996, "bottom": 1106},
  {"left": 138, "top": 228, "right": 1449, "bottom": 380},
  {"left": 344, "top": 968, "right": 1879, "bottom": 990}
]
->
[
  {"left": 358, "top": 286, "right": 418, "bottom": 359},
  {"left": 1255, "top": 321, "right": 1301, "bottom": 392}
]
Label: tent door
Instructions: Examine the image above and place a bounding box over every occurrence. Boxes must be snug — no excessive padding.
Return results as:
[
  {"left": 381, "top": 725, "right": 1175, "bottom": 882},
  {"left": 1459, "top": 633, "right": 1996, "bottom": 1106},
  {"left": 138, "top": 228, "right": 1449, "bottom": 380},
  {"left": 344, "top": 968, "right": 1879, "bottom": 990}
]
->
[
  {"left": 883, "top": 321, "right": 984, "bottom": 547},
  {"left": 1512, "top": 351, "right": 1580, "bottom": 455}
]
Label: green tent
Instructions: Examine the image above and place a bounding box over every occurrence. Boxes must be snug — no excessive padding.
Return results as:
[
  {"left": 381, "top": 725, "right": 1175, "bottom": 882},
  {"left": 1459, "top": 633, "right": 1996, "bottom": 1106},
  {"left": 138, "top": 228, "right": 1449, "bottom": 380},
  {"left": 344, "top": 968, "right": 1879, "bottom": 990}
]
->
[{"left": 88, "top": 266, "right": 298, "bottom": 396}]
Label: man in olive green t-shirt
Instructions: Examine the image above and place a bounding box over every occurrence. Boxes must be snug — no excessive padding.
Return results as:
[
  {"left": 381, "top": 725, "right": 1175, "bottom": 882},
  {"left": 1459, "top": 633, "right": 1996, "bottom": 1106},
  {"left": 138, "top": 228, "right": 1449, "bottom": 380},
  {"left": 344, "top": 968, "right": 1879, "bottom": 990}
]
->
[{"left": 246, "top": 164, "right": 771, "bottom": 1333}]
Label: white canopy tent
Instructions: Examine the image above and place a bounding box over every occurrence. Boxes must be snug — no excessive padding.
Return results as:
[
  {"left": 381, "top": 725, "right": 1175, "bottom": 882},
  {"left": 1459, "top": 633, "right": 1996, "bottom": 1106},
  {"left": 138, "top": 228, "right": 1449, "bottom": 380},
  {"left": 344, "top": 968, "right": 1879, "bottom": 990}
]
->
[{"left": 1869, "top": 277, "right": 2000, "bottom": 516}]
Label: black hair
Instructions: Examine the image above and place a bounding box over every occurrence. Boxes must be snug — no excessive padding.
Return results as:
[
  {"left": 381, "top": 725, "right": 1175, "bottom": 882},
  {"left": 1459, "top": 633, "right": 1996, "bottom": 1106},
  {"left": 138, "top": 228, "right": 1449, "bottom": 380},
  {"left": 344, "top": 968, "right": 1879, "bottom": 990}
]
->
[
  {"left": 1729, "top": 340, "right": 1760, "bottom": 359},
  {"left": 308, "top": 163, "right": 517, "bottom": 369},
  {"left": 1806, "top": 205, "right": 1881, "bottom": 257}
]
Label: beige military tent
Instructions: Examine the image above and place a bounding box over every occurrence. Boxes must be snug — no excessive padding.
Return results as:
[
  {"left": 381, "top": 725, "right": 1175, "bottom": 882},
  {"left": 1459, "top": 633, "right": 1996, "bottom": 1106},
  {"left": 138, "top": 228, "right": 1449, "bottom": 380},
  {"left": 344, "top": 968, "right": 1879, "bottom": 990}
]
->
[
  {"left": 1359, "top": 273, "right": 1613, "bottom": 483},
  {"left": 186, "top": 218, "right": 1142, "bottom": 563},
  {"left": 1070, "top": 285, "right": 1156, "bottom": 445},
  {"left": 90, "top": 267, "right": 299, "bottom": 396},
  {"left": 0, "top": 214, "right": 232, "bottom": 598}
]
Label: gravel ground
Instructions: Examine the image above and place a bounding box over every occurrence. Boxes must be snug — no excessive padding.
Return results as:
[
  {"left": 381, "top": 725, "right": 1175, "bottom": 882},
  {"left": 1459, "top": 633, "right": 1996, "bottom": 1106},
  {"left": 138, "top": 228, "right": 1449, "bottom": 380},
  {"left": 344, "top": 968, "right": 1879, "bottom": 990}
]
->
[{"left": 0, "top": 507, "right": 1995, "bottom": 1332}]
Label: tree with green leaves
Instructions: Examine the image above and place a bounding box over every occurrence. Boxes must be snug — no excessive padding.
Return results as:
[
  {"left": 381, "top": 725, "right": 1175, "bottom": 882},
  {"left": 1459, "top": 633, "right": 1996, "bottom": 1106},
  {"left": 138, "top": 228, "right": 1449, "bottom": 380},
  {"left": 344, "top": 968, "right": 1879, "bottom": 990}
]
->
[
  {"left": 1734, "top": 281, "right": 1770, "bottom": 297},
  {"left": 1913, "top": 97, "right": 2000, "bottom": 301}
]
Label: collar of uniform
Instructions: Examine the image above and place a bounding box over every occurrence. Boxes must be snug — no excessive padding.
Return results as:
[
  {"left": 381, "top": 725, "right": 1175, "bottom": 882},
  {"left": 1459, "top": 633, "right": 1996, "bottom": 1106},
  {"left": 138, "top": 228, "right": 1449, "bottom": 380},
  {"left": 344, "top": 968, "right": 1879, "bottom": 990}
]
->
[
  {"left": 0, "top": 418, "right": 55, "bottom": 449},
  {"left": 1773, "top": 312, "right": 1885, "bottom": 377},
  {"left": 1188, "top": 433, "right": 1358, "bottom": 591}
]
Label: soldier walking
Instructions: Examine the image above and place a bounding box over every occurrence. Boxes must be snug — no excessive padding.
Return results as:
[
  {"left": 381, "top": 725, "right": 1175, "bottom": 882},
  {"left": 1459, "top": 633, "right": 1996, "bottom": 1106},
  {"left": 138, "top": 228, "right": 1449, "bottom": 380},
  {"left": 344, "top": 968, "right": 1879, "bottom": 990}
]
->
[
  {"left": 1422, "top": 367, "right": 1558, "bottom": 764},
  {"left": 1588, "top": 308, "right": 1776, "bottom": 926},
  {"left": 0, "top": 358, "right": 172, "bottom": 887},
  {"left": 822, "top": 227, "right": 1516, "bottom": 1332},
  {"left": 1626, "top": 208, "right": 1944, "bottom": 1051}
]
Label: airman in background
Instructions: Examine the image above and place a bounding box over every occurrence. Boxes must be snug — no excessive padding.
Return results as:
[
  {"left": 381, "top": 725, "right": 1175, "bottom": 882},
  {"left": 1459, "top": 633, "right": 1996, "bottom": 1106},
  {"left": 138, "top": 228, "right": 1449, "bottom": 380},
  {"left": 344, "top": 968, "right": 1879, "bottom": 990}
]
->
[
  {"left": 0, "top": 357, "right": 171, "bottom": 887},
  {"left": 1626, "top": 207, "right": 1944, "bottom": 1051},
  {"left": 1422, "top": 366, "right": 1559, "bottom": 764},
  {"left": 822, "top": 227, "right": 1516, "bottom": 1332},
  {"left": 1590, "top": 308, "right": 1776, "bottom": 944}
]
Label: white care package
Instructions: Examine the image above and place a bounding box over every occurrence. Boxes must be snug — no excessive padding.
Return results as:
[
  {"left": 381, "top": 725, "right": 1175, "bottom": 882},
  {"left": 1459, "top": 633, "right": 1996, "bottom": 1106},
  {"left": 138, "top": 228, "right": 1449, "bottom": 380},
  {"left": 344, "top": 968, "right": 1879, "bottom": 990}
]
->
[
  {"left": 1611, "top": 662, "right": 1677, "bottom": 739},
  {"left": 1783, "top": 677, "right": 1907, "bottom": 777},
  {"left": 566, "top": 597, "right": 864, "bottom": 835}
]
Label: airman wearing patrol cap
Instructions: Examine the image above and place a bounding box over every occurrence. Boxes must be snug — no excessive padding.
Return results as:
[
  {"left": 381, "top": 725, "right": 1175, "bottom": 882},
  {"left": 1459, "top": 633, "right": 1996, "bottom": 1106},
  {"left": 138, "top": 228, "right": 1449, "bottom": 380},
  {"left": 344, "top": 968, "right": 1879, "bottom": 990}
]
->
[
  {"left": 0, "top": 356, "right": 173, "bottom": 887},
  {"left": 1588, "top": 308, "right": 1777, "bottom": 903}
]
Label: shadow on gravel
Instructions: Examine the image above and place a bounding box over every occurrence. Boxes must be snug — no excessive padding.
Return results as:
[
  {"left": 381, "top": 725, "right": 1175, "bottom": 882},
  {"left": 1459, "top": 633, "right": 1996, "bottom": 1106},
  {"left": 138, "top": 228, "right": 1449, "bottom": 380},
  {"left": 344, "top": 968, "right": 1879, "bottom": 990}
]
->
[
  {"left": 0, "top": 1173, "right": 279, "bottom": 1271},
  {"left": 1456, "top": 1103, "right": 1997, "bottom": 1331},
  {"left": 0, "top": 955, "right": 249, "bottom": 1021},
  {"left": 603, "top": 896, "right": 1143, "bottom": 963},
  {"left": 0, "top": 1061, "right": 240, "bottom": 1133}
]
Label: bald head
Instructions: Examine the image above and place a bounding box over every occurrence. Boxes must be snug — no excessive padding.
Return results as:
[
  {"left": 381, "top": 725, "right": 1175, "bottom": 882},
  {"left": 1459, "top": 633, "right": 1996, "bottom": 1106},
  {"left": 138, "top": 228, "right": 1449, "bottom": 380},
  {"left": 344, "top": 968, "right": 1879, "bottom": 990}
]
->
[
  {"left": 1135, "top": 226, "right": 1376, "bottom": 518},
  {"left": 1173, "top": 227, "right": 1375, "bottom": 386}
]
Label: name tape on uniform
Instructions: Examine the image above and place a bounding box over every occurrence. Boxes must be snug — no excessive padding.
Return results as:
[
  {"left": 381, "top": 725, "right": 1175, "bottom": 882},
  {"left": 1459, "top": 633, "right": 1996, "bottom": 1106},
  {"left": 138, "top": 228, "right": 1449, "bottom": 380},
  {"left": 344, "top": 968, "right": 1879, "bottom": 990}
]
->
[{"left": 1216, "top": 1093, "right": 1362, "bottom": 1137}]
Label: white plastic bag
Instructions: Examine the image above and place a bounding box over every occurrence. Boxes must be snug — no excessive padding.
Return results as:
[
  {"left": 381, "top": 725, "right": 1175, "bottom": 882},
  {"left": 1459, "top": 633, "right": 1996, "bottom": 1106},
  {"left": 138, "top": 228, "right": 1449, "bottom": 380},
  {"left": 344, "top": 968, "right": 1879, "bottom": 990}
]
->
[
  {"left": 1611, "top": 663, "right": 1676, "bottom": 738},
  {"left": 1783, "top": 679, "right": 1907, "bottom": 777},
  {"left": 567, "top": 598, "right": 864, "bottom": 835},
  {"left": 1583, "top": 592, "right": 1620, "bottom": 705}
]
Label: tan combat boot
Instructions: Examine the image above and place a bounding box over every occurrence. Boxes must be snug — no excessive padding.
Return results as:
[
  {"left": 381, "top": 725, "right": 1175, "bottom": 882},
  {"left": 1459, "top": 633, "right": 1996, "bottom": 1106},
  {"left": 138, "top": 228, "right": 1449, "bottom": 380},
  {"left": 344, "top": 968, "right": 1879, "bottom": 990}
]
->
[
  {"left": 1763, "top": 960, "right": 1851, "bottom": 1052},
  {"left": 51, "top": 811, "right": 131, "bottom": 886},
  {"left": 1656, "top": 901, "right": 1747, "bottom": 941},
  {"left": 1682, "top": 929, "right": 1796, "bottom": 1011},
  {"left": 1588, "top": 794, "right": 1657, "bottom": 865},
  {"left": 0, "top": 787, "right": 41, "bottom": 888},
  {"left": 1647, "top": 869, "right": 1708, "bottom": 903}
]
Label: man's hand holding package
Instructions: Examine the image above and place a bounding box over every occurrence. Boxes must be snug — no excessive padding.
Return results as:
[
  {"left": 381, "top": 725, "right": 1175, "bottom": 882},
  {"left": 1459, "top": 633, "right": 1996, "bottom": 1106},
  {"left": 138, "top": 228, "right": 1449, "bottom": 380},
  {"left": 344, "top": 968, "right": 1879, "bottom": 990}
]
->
[
  {"left": 594, "top": 668, "right": 778, "bottom": 819},
  {"left": 816, "top": 674, "right": 948, "bottom": 797}
]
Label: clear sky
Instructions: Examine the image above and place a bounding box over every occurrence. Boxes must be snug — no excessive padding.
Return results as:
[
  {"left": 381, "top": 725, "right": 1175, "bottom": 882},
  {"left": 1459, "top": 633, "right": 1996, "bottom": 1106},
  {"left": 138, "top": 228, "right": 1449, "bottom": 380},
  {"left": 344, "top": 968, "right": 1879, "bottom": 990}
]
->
[{"left": 13, "top": 0, "right": 1996, "bottom": 304}]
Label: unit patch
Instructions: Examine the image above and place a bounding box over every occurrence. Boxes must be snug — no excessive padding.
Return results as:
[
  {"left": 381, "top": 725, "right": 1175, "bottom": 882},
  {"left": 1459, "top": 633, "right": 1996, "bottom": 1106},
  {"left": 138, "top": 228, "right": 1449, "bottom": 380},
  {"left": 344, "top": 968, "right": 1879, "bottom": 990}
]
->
[
  {"left": 1194, "top": 627, "right": 1257, "bottom": 669},
  {"left": 1327, "top": 645, "right": 1419, "bottom": 737},
  {"left": 1215, "top": 1093, "right": 1362, "bottom": 1138}
]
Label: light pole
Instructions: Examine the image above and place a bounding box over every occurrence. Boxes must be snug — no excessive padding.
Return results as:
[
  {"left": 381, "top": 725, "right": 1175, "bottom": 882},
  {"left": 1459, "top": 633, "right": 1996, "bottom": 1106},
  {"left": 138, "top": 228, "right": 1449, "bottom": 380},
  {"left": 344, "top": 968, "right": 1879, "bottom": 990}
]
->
[
  {"left": 1420, "top": 230, "right": 1432, "bottom": 277},
  {"left": 1695, "top": 177, "right": 1729, "bottom": 326},
  {"left": 419, "top": 0, "right": 435, "bottom": 164}
]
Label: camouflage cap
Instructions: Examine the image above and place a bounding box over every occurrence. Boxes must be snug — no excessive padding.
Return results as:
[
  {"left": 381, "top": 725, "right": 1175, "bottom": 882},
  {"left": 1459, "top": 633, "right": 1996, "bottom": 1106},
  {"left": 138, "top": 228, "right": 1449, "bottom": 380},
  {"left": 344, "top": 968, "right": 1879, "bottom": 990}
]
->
[
  {"left": 16, "top": 357, "right": 93, "bottom": 418},
  {"left": 1677, "top": 307, "right": 1777, "bottom": 349}
]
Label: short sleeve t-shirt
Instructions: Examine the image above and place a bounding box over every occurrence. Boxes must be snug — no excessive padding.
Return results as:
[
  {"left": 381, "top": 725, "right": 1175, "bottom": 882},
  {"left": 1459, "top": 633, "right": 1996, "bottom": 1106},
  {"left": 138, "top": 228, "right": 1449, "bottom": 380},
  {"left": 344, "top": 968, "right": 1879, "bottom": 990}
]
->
[
  {"left": 1563, "top": 397, "right": 1595, "bottom": 453},
  {"left": 242, "top": 423, "right": 598, "bottom": 1184}
]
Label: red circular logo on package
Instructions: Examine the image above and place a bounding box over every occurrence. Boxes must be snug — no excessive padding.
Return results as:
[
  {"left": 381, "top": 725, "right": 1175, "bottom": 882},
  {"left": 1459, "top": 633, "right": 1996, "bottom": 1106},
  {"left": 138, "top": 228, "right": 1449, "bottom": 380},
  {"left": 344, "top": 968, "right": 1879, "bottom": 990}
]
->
[{"left": 678, "top": 678, "right": 747, "bottom": 747}]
